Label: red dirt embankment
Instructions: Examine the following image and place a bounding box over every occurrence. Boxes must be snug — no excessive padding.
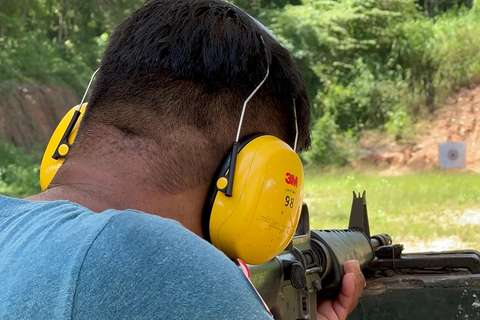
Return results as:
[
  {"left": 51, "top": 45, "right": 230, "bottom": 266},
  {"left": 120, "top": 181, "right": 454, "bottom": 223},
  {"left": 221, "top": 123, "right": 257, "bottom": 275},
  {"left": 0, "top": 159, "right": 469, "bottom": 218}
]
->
[
  {"left": 0, "top": 83, "right": 78, "bottom": 151},
  {"left": 357, "top": 85, "right": 480, "bottom": 252},
  {"left": 358, "top": 84, "right": 480, "bottom": 172}
]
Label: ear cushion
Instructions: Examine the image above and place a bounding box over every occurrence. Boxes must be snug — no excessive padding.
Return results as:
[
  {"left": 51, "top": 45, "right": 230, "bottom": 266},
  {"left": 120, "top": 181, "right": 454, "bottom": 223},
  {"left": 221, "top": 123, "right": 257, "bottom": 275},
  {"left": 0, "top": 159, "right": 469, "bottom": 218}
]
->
[
  {"left": 203, "top": 135, "right": 304, "bottom": 265},
  {"left": 40, "top": 104, "right": 87, "bottom": 191}
]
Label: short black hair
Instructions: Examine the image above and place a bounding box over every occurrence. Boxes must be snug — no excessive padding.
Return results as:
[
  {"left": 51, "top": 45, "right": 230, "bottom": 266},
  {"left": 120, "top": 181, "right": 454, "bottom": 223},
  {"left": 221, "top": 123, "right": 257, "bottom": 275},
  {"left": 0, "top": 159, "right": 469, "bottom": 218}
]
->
[{"left": 74, "top": 0, "right": 311, "bottom": 192}]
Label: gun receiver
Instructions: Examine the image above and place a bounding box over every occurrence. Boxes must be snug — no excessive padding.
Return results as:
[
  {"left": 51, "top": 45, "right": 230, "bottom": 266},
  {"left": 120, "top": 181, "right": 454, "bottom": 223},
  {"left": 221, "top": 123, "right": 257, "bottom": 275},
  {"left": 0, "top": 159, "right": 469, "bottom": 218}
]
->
[{"left": 249, "top": 192, "right": 379, "bottom": 319}]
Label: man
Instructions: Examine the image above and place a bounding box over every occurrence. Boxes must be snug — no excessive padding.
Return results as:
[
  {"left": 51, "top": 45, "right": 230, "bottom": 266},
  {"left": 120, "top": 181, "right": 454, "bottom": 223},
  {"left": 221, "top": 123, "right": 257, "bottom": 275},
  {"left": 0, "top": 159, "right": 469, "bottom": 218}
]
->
[{"left": 0, "top": 0, "right": 364, "bottom": 319}]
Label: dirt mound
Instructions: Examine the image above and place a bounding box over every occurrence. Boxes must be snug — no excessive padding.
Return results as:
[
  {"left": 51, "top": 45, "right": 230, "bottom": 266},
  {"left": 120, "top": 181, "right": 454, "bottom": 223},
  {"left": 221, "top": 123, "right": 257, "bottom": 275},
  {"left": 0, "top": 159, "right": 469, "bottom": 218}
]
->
[
  {"left": 0, "top": 83, "right": 78, "bottom": 151},
  {"left": 358, "top": 84, "right": 480, "bottom": 172}
]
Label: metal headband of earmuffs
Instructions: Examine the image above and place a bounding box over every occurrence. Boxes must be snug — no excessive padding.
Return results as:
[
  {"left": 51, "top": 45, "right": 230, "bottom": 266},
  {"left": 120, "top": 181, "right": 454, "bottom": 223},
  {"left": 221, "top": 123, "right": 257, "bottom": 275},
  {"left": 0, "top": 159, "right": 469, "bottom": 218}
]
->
[{"left": 51, "top": 68, "right": 99, "bottom": 161}]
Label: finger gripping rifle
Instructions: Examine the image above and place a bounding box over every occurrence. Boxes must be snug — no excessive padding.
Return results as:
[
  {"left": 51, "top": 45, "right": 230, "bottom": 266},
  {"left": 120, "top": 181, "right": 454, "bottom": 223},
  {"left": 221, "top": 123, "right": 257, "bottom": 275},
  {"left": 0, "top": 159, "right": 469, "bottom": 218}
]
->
[{"left": 249, "top": 191, "right": 390, "bottom": 320}]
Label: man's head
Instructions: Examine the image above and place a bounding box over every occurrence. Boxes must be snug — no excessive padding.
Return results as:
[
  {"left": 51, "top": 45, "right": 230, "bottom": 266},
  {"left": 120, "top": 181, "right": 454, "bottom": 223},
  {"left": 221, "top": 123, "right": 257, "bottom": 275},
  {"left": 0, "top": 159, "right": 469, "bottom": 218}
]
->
[{"left": 65, "top": 0, "right": 310, "bottom": 194}]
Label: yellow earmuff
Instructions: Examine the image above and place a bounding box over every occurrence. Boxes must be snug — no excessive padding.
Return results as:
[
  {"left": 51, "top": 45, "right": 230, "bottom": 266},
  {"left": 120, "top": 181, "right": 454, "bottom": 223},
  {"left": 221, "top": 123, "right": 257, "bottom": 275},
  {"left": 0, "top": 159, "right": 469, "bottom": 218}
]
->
[
  {"left": 203, "top": 135, "right": 304, "bottom": 265},
  {"left": 40, "top": 103, "right": 86, "bottom": 191}
]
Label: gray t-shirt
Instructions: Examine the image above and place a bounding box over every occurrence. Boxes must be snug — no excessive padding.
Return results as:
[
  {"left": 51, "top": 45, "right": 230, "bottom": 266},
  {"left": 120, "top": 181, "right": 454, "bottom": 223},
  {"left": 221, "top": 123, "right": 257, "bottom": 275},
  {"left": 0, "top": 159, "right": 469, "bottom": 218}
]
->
[{"left": 0, "top": 195, "right": 272, "bottom": 319}]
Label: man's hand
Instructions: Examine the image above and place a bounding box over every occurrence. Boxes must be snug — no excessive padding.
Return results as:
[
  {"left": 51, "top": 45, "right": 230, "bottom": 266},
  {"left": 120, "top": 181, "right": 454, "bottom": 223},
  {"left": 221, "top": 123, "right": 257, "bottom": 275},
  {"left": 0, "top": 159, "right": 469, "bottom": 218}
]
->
[{"left": 316, "top": 260, "right": 365, "bottom": 320}]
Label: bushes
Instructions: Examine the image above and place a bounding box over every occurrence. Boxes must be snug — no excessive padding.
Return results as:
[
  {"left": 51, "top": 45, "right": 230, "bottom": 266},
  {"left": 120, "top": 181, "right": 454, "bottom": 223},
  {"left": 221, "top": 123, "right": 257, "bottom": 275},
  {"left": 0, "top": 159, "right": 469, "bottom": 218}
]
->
[
  {"left": 430, "top": 6, "right": 480, "bottom": 95},
  {"left": 301, "top": 112, "right": 356, "bottom": 166},
  {"left": 259, "top": 0, "right": 480, "bottom": 166},
  {"left": 387, "top": 5, "right": 480, "bottom": 114},
  {"left": 263, "top": 0, "right": 421, "bottom": 164},
  {"left": 0, "top": 142, "right": 41, "bottom": 197},
  {"left": 2, "top": 0, "right": 480, "bottom": 170},
  {"left": 0, "top": 0, "right": 143, "bottom": 95}
]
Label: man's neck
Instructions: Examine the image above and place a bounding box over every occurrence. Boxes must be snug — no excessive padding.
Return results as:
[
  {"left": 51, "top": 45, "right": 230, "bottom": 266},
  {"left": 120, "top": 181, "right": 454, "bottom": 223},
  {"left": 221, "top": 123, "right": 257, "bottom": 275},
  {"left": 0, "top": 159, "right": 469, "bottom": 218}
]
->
[{"left": 27, "top": 158, "right": 209, "bottom": 238}]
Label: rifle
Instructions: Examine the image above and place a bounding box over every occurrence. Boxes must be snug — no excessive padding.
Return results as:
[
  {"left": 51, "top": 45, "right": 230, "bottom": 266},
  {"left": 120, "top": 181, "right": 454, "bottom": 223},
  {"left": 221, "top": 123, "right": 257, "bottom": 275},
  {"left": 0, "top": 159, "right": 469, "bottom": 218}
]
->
[{"left": 249, "top": 192, "right": 480, "bottom": 320}]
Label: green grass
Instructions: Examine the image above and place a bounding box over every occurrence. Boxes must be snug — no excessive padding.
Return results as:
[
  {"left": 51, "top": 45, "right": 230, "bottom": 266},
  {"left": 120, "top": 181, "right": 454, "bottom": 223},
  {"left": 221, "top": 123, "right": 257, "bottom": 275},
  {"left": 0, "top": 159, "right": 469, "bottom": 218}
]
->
[{"left": 304, "top": 168, "right": 480, "bottom": 252}]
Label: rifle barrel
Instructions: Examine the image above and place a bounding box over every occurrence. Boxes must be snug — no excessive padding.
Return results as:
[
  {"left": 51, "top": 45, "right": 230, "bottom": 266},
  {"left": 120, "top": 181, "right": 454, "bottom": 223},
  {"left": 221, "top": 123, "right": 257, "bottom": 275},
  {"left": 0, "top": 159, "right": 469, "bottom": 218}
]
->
[{"left": 370, "top": 233, "right": 392, "bottom": 250}]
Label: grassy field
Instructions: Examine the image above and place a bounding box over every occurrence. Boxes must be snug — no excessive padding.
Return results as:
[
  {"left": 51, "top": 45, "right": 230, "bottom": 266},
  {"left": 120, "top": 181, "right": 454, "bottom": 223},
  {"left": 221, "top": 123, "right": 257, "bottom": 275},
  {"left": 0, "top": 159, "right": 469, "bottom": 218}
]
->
[{"left": 304, "top": 168, "right": 480, "bottom": 252}]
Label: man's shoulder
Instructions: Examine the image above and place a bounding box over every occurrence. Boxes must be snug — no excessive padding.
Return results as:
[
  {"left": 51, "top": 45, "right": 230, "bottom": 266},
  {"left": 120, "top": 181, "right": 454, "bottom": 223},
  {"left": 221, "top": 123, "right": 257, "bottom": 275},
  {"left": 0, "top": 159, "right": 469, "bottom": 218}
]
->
[
  {"left": 74, "top": 211, "right": 273, "bottom": 319},
  {"left": 0, "top": 196, "right": 176, "bottom": 318},
  {"left": 92, "top": 209, "right": 213, "bottom": 259},
  {"left": 0, "top": 194, "right": 178, "bottom": 245},
  {"left": 0, "top": 196, "right": 272, "bottom": 319},
  {"left": 84, "top": 209, "right": 234, "bottom": 275}
]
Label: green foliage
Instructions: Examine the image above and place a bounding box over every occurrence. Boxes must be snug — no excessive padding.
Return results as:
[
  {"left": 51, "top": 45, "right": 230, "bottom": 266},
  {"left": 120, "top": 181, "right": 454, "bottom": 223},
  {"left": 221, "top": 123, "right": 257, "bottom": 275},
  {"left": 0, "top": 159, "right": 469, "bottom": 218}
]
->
[
  {"left": 0, "top": 0, "right": 144, "bottom": 95},
  {"left": 252, "top": 0, "right": 480, "bottom": 165},
  {"left": 384, "top": 103, "right": 411, "bottom": 140},
  {"left": 301, "top": 112, "right": 356, "bottom": 166},
  {"left": 258, "top": 0, "right": 422, "bottom": 161},
  {"left": 229, "top": 0, "right": 302, "bottom": 14},
  {"left": 430, "top": 6, "right": 480, "bottom": 96},
  {"left": 0, "top": 142, "right": 42, "bottom": 197},
  {"left": 1, "top": 0, "right": 480, "bottom": 169}
]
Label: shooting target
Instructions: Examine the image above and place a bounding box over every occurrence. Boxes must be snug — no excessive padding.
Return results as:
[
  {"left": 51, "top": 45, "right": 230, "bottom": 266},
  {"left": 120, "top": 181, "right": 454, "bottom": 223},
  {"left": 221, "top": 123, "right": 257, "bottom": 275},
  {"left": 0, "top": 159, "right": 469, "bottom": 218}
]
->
[
  {"left": 447, "top": 149, "right": 459, "bottom": 161},
  {"left": 439, "top": 142, "right": 466, "bottom": 168}
]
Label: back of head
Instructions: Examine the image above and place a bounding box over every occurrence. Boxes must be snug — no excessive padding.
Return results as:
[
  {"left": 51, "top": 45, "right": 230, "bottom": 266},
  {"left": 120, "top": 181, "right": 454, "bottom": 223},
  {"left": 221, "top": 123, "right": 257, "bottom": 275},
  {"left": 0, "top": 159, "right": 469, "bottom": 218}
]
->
[{"left": 69, "top": 0, "right": 311, "bottom": 193}]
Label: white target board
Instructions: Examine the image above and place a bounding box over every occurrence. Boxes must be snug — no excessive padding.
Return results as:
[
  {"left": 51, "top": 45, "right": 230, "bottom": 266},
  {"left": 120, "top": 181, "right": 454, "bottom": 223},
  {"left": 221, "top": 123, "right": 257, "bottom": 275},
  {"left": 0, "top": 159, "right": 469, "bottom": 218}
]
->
[{"left": 439, "top": 142, "right": 466, "bottom": 168}]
